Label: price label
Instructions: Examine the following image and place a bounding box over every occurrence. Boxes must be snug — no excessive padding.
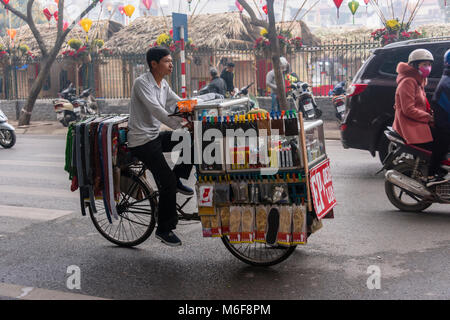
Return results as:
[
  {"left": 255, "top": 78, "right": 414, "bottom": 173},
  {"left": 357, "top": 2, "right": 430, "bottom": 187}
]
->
[
  {"left": 199, "top": 185, "right": 214, "bottom": 207},
  {"left": 309, "top": 159, "right": 337, "bottom": 219}
]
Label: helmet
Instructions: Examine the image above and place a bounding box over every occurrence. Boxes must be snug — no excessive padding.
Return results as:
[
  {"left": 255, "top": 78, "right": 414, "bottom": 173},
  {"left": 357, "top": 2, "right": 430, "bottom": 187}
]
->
[
  {"left": 444, "top": 49, "right": 450, "bottom": 67},
  {"left": 209, "top": 67, "right": 218, "bottom": 77},
  {"left": 408, "top": 49, "right": 434, "bottom": 64},
  {"left": 280, "top": 57, "right": 288, "bottom": 70}
]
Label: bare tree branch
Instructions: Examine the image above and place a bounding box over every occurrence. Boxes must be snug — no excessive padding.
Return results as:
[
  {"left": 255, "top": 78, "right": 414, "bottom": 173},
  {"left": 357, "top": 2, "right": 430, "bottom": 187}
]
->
[
  {"left": 238, "top": 0, "right": 268, "bottom": 29},
  {"left": 26, "top": 0, "right": 48, "bottom": 57},
  {"left": 62, "top": 0, "right": 101, "bottom": 39},
  {"left": 1, "top": 2, "right": 28, "bottom": 22}
]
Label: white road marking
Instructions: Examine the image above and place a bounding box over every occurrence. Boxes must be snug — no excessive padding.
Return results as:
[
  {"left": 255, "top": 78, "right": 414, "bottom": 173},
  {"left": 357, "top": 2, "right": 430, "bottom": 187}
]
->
[
  {"left": 0, "top": 160, "right": 64, "bottom": 168},
  {"left": 0, "top": 282, "right": 108, "bottom": 300},
  {"left": 0, "top": 205, "right": 73, "bottom": 221},
  {"left": 0, "top": 185, "right": 78, "bottom": 199}
]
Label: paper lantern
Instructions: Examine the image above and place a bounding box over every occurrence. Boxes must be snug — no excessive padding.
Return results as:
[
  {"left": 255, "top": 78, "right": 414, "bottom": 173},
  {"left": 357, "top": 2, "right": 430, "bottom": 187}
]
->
[
  {"left": 54, "top": 11, "right": 58, "bottom": 21},
  {"left": 7, "top": 29, "right": 16, "bottom": 40},
  {"left": 118, "top": 5, "right": 124, "bottom": 15},
  {"left": 123, "top": 4, "right": 135, "bottom": 18},
  {"left": 63, "top": 21, "right": 69, "bottom": 31},
  {"left": 142, "top": 0, "right": 152, "bottom": 10},
  {"left": 333, "top": 0, "right": 344, "bottom": 20},
  {"left": 262, "top": 4, "right": 268, "bottom": 15},
  {"left": 364, "top": 0, "right": 369, "bottom": 4},
  {"left": 348, "top": 0, "right": 360, "bottom": 24},
  {"left": 1, "top": 0, "right": 10, "bottom": 5},
  {"left": 54, "top": 0, "right": 59, "bottom": 3},
  {"left": 43, "top": 8, "right": 53, "bottom": 21},
  {"left": 235, "top": 0, "right": 243, "bottom": 12},
  {"left": 80, "top": 18, "right": 93, "bottom": 33}
]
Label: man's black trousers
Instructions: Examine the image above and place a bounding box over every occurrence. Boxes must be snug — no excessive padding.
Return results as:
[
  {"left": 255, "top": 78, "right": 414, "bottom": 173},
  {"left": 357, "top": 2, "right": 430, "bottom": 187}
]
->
[{"left": 129, "top": 131, "right": 193, "bottom": 232}]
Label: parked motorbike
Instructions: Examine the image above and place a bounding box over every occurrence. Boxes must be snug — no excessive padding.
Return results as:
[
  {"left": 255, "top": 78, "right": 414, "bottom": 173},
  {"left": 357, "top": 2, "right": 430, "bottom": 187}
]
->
[
  {"left": 53, "top": 83, "right": 99, "bottom": 127},
  {"left": 0, "top": 108, "right": 16, "bottom": 149},
  {"left": 289, "top": 81, "right": 322, "bottom": 120},
  {"left": 380, "top": 127, "right": 450, "bottom": 212},
  {"left": 330, "top": 81, "right": 346, "bottom": 122}
]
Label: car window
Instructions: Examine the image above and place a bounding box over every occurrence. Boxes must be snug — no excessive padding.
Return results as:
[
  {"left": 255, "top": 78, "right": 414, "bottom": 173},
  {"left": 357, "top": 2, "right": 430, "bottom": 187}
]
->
[
  {"left": 379, "top": 44, "right": 449, "bottom": 79},
  {"left": 379, "top": 49, "right": 410, "bottom": 76}
]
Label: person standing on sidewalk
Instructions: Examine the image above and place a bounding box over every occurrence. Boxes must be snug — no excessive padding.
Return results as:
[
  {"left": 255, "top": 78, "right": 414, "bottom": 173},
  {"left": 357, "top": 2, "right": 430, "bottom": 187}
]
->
[
  {"left": 266, "top": 57, "right": 289, "bottom": 112},
  {"left": 220, "top": 62, "right": 235, "bottom": 96},
  {"left": 127, "top": 46, "right": 194, "bottom": 247}
]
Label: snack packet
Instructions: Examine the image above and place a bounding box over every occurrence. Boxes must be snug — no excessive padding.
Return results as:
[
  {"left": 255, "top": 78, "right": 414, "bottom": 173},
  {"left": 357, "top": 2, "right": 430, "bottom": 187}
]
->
[
  {"left": 277, "top": 206, "right": 292, "bottom": 246},
  {"left": 210, "top": 213, "right": 222, "bottom": 237},
  {"left": 241, "top": 206, "right": 255, "bottom": 243},
  {"left": 218, "top": 206, "right": 230, "bottom": 235},
  {"left": 214, "top": 183, "right": 230, "bottom": 206},
  {"left": 200, "top": 216, "right": 212, "bottom": 237},
  {"left": 229, "top": 206, "right": 242, "bottom": 243},
  {"left": 255, "top": 205, "right": 268, "bottom": 243},
  {"left": 292, "top": 203, "right": 307, "bottom": 244}
]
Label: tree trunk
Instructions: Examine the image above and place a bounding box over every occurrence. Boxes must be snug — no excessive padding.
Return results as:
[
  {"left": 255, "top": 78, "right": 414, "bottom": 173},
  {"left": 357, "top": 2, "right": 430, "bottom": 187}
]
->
[
  {"left": 18, "top": 58, "right": 53, "bottom": 126},
  {"left": 18, "top": 40, "right": 63, "bottom": 126},
  {"left": 267, "top": 0, "right": 288, "bottom": 111}
]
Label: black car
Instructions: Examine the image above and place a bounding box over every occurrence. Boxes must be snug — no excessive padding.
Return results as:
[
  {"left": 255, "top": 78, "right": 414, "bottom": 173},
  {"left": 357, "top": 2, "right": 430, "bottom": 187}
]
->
[{"left": 341, "top": 37, "right": 450, "bottom": 162}]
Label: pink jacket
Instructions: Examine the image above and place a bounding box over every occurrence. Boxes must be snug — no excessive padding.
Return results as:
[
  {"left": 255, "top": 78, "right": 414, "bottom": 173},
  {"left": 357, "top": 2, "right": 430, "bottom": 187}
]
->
[{"left": 392, "top": 62, "right": 432, "bottom": 145}]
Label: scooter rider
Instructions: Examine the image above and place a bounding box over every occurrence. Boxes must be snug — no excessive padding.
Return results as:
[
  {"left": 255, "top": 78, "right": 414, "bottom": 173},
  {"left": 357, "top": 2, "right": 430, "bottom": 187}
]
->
[
  {"left": 392, "top": 48, "right": 447, "bottom": 187},
  {"left": 127, "top": 46, "right": 194, "bottom": 247},
  {"left": 430, "top": 49, "right": 450, "bottom": 182}
]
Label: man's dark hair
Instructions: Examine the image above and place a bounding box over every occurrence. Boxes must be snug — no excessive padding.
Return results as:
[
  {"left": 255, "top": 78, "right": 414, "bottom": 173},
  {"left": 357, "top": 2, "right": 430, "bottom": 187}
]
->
[
  {"left": 227, "top": 62, "right": 235, "bottom": 68},
  {"left": 146, "top": 46, "right": 171, "bottom": 69}
]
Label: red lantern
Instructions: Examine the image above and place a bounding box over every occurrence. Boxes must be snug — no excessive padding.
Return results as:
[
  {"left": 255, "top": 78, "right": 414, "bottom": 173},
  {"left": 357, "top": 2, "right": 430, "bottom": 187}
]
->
[
  {"left": 63, "top": 21, "right": 69, "bottom": 31},
  {"left": 54, "top": 11, "right": 58, "bottom": 21},
  {"left": 235, "top": 0, "right": 243, "bottom": 12},
  {"left": 333, "top": 0, "right": 344, "bottom": 20},
  {"left": 1, "top": 0, "right": 10, "bottom": 5},
  {"left": 118, "top": 5, "right": 124, "bottom": 15},
  {"left": 262, "top": 4, "right": 268, "bottom": 15},
  {"left": 142, "top": 0, "right": 152, "bottom": 10},
  {"left": 43, "top": 8, "right": 53, "bottom": 21},
  {"left": 364, "top": 0, "right": 369, "bottom": 4}
]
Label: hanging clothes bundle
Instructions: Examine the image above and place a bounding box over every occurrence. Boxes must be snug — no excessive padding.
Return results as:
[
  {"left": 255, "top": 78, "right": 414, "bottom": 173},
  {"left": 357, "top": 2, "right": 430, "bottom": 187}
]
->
[{"left": 64, "top": 115, "right": 129, "bottom": 223}]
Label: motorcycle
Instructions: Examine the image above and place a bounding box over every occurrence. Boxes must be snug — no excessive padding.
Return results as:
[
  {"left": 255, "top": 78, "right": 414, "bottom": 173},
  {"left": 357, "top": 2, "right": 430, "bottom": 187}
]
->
[
  {"left": 53, "top": 83, "right": 99, "bottom": 127},
  {"left": 330, "top": 81, "right": 346, "bottom": 122},
  {"left": 0, "top": 108, "right": 16, "bottom": 149},
  {"left": 380, "top": 127, "right": 450, "bottom": 212},
  {"left": 289, "top": 81, "right": 322, "bottom": 120}
]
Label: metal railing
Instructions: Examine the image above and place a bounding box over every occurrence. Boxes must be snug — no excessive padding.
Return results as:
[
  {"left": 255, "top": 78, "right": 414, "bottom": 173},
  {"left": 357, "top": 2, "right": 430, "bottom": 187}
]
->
[{"left": 0, "top": 36, "right": 445, "bottom": 101}]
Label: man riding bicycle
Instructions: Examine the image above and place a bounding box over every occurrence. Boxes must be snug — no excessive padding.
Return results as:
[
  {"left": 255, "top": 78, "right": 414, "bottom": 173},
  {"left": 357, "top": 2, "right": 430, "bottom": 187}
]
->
[{"left": 127, "top": 46, "right": 194, "bottom": 247}]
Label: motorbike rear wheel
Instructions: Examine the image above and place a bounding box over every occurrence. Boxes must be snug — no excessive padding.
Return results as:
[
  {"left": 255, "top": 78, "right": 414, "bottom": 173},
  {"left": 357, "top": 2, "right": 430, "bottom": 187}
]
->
[
  {"left": 385, "top": 162, "right": 433, "bottom": 212},
  {"left": 0, "top": 129, "right": 16, "bottom": 148}
]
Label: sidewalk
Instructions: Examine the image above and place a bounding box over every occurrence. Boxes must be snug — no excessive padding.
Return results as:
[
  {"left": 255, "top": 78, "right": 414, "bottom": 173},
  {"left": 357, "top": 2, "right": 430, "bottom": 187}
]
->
[{"left": 9, "top": 120, "right": 342, "bottom": 140}]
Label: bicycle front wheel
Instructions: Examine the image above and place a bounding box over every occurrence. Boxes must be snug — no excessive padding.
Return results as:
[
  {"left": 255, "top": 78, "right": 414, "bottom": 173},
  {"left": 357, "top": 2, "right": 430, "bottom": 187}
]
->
[
  {"left": 89, "top": 170, "right": 157, "bottom": 247},
  {"left": 221, "top": 236, "right": 296, "bottom": 267}
]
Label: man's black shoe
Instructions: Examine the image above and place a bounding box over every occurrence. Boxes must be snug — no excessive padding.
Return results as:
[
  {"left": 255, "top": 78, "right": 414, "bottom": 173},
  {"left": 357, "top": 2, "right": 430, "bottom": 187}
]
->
[
  {"left": 155, "top": 230, "right": 182, "bottom": 247},
  {"left": 426, "top": 175, "right": 449, "bottom": 188},
  {"left": 177, "top": 180, "right": 194, "bottom": 195}
]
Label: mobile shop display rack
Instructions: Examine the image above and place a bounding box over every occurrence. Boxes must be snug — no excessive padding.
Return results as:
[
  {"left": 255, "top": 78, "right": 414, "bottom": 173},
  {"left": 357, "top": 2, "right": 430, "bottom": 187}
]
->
[
  {"left": 192, "top": 98, "right": 336, "bottom": 266},
  {"left": 66, "top": 98, "right": 336, "bottom": 267}
]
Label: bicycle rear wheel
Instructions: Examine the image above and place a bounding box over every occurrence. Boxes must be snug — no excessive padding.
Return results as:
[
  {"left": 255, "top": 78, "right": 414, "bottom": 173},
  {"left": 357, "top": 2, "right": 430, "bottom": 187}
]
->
[
  {"left": 221, "top": 236, "right": 296, "bottom": 267},
  {"left": 89, "top": 170, "right": 157, "bottom": 247}
]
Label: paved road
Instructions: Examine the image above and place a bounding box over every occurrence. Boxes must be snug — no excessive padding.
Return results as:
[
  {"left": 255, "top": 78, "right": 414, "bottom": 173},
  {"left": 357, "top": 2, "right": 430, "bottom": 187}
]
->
[{"left": 0, "top": 134, "right": 449, "bottom": 300}]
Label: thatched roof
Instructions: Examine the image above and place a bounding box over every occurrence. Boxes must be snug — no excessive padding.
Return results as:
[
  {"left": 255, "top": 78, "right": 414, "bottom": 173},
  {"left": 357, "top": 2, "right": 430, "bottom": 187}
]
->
[
  {"left": 312, "top": 23, "right": 450, "bottom": 43},
  {"left": 1, "top": 20, "right": 123, "bottom": 57},
  {"left": 104, "top": 12, "right": 319, "bottom": 53}
]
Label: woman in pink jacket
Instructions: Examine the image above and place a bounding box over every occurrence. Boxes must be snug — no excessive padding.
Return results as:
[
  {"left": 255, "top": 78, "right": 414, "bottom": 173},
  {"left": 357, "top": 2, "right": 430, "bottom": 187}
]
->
[{"left": 393, "top": 49, "right": 446, "bottom": 186}]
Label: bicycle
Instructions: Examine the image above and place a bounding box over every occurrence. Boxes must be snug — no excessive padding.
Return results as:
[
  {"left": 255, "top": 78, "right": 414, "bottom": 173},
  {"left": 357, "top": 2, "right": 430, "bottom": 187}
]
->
[{"left": 89, "top": 159, "right": 296, "bottom": 266}]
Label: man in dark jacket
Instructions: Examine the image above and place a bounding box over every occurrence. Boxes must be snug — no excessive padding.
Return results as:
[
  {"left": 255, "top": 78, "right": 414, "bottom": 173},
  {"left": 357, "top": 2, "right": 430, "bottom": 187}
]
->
[
  {"left": 220, "top": 62, "right": 235, "bottom": 95},
  {"left": 429, "top": 49, "right": 450, "bottom": 185},
  {"left": 206, "top": 67, "right": 227, "bottom": 96}
]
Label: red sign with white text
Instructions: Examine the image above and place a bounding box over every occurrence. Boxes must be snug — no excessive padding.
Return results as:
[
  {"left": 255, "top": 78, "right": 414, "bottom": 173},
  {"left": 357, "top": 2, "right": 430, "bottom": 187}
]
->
[{"left": 309, "top": 159, "right": 337, "bottom": 219}]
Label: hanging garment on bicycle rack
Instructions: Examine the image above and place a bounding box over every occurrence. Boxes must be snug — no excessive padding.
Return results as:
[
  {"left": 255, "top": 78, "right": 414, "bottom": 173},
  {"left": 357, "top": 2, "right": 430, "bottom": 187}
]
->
[
  {"left": 98, "top": 122, "right": 113, "bottom": 223},
  {"left": 105, "top": 119, "right": 119, "bottom": 220}
]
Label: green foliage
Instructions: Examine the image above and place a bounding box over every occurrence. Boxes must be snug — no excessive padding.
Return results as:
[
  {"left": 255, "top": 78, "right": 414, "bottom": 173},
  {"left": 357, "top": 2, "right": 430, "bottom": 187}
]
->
[
  {"left": 68, "top": 39, "right": 83, "bottom": 50},
  {"left": 92, "top": 39, "right": 104, "bottom": 48}
]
